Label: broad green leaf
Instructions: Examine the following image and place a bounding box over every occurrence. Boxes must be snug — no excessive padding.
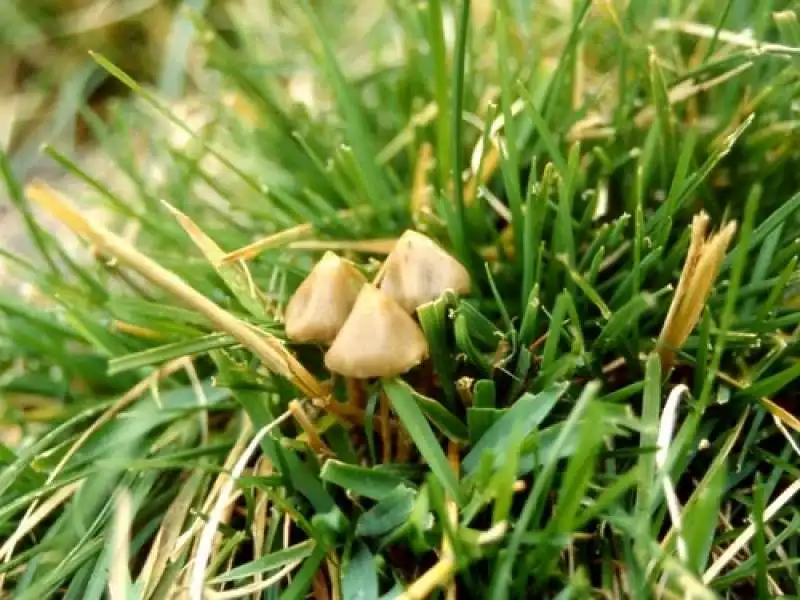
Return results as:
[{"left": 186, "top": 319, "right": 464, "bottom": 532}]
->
[
  {"left": 342, "top": 543, "right": 380, "bottom": 600},
  {"left": 321, "top": 460, "right": 407, "bottom": 501},
  {"left": 355, "top": 485, "right": 416, "bottom": 537},
  {"left": 463, "top": 384, "right": 567, "bottom": 474},
  {"left": 683, "top": 460, "right": 726, "bottom": 575}
]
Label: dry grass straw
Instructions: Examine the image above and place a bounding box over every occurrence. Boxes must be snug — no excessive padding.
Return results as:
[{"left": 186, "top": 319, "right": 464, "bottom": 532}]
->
[
  {"left": 220, "top": 222, "right": 316, "bottom": 263},
  {"left": 189, "top": 410, "right": 293, "bottom": 600},
  {"left": 287, "top": 239, "right": 398, "bottom": 254},
  {"left": 26, "top": 180, "right": 325, "bottom": 400},
  {"left": 219, "top": 207, "right": 371, "bottom": 265},
  {"left": 139, "top": 471, "right": 203, "bottom": 598},
  {"left": 443, "top": 442, "right": 460, "bottom": 600},
  {"left": 109, "top": 489, "right": 133, "bottom": 600},
  {"left": 703, "top": 471, "right": 800, "bottom": 584},
  {"left": 111, "top": 319, "right": 165, "bottom": 340},
  {"left": 656, "top": 211, "right": 737, "bottom": 371}
]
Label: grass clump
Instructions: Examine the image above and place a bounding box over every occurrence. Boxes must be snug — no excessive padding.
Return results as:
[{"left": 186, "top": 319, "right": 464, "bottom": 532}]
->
[{"left": 2, "top": 1, "right": 800, "bottom": 598}]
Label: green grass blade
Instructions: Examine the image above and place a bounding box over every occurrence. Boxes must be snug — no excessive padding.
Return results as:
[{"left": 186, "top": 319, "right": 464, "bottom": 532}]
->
[
  {"left": 342, "top": 543, "right": 380, "bottom": 600},
  {"left": 382, "top": 379, "right": 460, "bottom": 502}
]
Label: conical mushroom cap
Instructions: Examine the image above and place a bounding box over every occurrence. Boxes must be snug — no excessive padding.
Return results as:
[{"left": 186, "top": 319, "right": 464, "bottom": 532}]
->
[
  {"left": 379, "top": 230, "right": 471, "bottom": 313},
  {"left": 324, "top": 284, "right": 429, "bottom": 378},
  {"left": 284, "top": 251, "right": 366, "bottom": 344}
]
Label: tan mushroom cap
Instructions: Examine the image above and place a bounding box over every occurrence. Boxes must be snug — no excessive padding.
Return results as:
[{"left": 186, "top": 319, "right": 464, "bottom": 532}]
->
[
  {"left": 284, "top": 251, "right": 366, "bottom": 344},
  {"left": 379, "top": 230, "right": 471, "bottom": 313},
  {"left": 324, "top": 284, "right": 429, "bottom": 378}
]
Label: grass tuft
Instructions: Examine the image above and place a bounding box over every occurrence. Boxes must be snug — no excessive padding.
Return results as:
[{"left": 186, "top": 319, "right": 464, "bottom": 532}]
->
[{"left": 2, "top": 2, "right": 800, "bottom": 599}]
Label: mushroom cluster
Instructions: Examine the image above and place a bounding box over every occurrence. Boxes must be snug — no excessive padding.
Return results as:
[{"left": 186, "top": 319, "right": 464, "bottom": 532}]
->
[{"left": 284, "top": 230, "right": 471, "bottom": 379}]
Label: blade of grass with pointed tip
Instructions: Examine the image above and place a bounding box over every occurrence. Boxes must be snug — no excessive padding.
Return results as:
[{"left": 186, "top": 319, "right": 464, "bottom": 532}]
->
[
  {"left": 595, "top": 292, "right": 656, "bottom": 352},
  {"left": 541, "top": 292, "right": 572, "bottom": 372},
  {"left": 519, "top": 284, "right": 542, "bottom": 347},
  {"left": 417, "top": 297, "right": 458, "bottom": 410},
  {"left": 723, "top": 189, "right": 800, "bottom": 272},
  {"left": 521, "top": 163, "right": 550, "bottom": 308},
  {"left": 698, "top": 184, "right": 760, "bottom": 410},
  {"left": 653, "top": 129, "right": 697, "bottom": 249},
  {"left": 518, "top": 86, "right": 567, "bottom": 175},
  {"left": 425, "top": 0, "right": 451, "bottom": 195},
  {"left": 210, "top": 541, "right": 315, "bottom": 584},
  {"left": 382, "top": 379, "right": 460, "bottom": 502},
  {"left": 489, "top": 382, "right": 599, "bottom": 600},
  {"left": 90, "top": 51, "right": 266, "bottom": 197},
  {"left": 278, "top": 541, "right": 327, "bottom": 600},
  {"left": 649, "top": 115, "right": 755, "bottom": 233},
  {"left": 446, "top": 0, "right": 477, "bottom": 277},
  {"left": 0, "top": 149, "right": 58, "bottom": 272},
  {"left": 554, "top": 143, "right": 581, "bottom": 269},
  {"left": 164, "top": 203, "right": 270, "bottom": 319},
  {"left": 637, "top": 354, "right": 661, "bottom": 519},
  {"left": 540, "top": 0, "right": 592, "bottom": 123},
  {"left": 406, "top": 386, "right": 468, "bottom": 443},
  {"left": 558, "top": 256, "right": 611, "bottom": 319},
  {"left": 108, "top": 333, "right": 235, "bottom": 374},
  {"left": 662, "top": 407, "right": 749, "bottom": 551},
  {"left": 683, "top": 457, "right": 726, "bottom": 575},
  {"left": 297, "top": 1, "right": 394, "bottom": 225},
  {"left": 42, "top": 145, "right": 143, "bottom": 223},
  {"left": 649, "top": 49, "right": 675, "bottom": 168}
]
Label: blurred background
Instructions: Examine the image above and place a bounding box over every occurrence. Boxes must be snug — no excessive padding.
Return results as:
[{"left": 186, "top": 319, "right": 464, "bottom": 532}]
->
[
  {"left": 0, "top": 0, "right": 392, "bottom": 266},
  {"left": 0, "top": 1, "right": 232, "bottom": 265},
  {"left": 1, "top": 1, "right": 224, "bottom": 154}
]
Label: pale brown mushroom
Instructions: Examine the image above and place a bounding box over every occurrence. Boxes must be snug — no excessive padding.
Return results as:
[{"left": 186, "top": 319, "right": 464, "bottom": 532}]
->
[
  {"left": 284, "top": 251, "right": 366, "bottom": 344},
  {"left": 378, "top": 230, "right": 470, "bottom": 313},
  {"left": 324, "top": 284, "right": 429, "bottom": 378}
]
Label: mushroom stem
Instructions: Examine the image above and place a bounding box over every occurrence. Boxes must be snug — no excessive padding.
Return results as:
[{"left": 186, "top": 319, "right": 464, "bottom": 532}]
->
[
  {"left": 313, "top": 396, "right": 399, "bottom": 433},
  {"left": 344, "top": 377, "right": 366, "bottom": 411},
  {"left": 396, "top": 426, "right": 412, "bottom": 463},
  {"left": 442, "top": 442, "right": 460, "bottom": 598},
  {"left": 289, "top": 400, "right": 333, "bottom": 457}
]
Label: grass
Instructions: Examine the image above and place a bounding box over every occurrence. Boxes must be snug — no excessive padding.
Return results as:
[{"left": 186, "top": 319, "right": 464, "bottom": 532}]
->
[{"left": 1, "top": 0, "right": 800, "bottom": 598}]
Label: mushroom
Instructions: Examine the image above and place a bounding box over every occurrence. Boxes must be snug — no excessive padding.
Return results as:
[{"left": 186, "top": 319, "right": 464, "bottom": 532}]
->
[
  {"left": 324, "top": 284, "right": 428, "bottom": 378},
  {"left": 378, "top": 230, "right": 470, "bottom": 313},
  {"left": 284, "top": 251, "right": 366, "bottom": 344}
]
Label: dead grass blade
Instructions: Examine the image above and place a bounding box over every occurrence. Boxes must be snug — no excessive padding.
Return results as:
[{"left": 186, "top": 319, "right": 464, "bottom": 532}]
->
[
  {"left": 26, "top": 181, "right": 324, "bottom": 399},
  {"left": 657, "top": 212, "right": 737, "bottom": 370}
]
